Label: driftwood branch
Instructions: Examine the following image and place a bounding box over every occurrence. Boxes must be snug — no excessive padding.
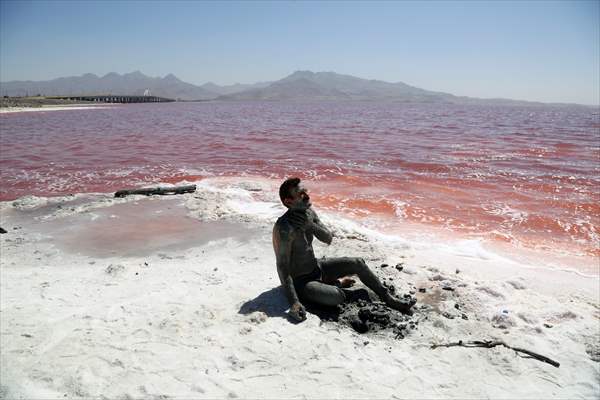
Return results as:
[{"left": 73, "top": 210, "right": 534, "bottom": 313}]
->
[
  {"left": 431, "top": 340, "right": 560, "bottom": 368},
  {"left": 114, "top": 185, "right": 196, "bottom": 198}
]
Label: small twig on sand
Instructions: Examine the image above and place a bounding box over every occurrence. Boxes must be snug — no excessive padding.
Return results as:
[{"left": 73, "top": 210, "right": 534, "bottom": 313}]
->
[{"left": 431, "top": 340, "right": 560, "bottom": 368}]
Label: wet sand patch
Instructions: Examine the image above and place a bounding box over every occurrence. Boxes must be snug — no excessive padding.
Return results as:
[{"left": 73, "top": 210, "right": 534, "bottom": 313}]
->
[{"left": 30, "top": 198, "right": 257, "bottom": 257}]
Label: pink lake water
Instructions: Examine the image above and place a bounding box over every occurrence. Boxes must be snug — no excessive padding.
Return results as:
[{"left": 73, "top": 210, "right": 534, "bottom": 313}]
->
[{"left": 1, "top": 102, "right": 598, "bottom": 272}]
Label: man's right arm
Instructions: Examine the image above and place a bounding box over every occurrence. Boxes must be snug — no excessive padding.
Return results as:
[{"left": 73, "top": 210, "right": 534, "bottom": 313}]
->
[{"left": 273, "top": 222, "right": 306, "bottom": 322}]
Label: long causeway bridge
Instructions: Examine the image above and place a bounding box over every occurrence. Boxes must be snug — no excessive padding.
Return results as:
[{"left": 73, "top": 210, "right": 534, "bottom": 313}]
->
[{"left": 48, "top": 95, "right": 175, "bottom": 103}]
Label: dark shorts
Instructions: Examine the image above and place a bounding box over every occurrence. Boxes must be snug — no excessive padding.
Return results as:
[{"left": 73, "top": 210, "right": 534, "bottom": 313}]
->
[
  {"left": 292, "top": 266, "right": 322, "bottom": 292},
  {"left": 291, "top": 257, "right": 364, "bottom": 307}
]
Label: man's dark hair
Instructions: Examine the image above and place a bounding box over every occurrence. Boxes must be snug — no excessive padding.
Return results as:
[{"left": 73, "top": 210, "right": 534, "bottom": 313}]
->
[{"left": 279, "top": 177, "right": 301, "bottom": 207}]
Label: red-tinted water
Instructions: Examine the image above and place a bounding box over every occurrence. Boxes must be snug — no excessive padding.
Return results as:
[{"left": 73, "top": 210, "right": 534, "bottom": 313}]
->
[{"left": 1, "top": 102, "right": 598, "bottom": 268}]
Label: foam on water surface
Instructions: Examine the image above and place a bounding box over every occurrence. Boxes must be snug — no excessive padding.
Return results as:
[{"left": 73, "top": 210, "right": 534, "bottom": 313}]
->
[{"left": 1, "top": 174, "right": 596, "bottom": 274}]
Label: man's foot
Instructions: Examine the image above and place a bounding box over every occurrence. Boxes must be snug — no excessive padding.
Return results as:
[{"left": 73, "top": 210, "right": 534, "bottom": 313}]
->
[{"left": 383, "top": 294, "right": 416, "bottom": 315}]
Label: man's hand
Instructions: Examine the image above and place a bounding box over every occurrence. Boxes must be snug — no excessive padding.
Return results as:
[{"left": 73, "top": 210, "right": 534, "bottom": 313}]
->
[
  {"left": 287, "top": 210, "right": 311, "bottom": 231},
  {"left": 289, "top": 302, "right": 307, "bottom": 322}
]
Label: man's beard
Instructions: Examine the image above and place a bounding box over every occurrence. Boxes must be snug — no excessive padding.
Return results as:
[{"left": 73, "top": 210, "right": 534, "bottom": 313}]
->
[
  {"left": 291, "top": 198, "right": 311, "bottom": 210},
  {"left": 300, "top": 199, "right": 311, "bottom": 209}
]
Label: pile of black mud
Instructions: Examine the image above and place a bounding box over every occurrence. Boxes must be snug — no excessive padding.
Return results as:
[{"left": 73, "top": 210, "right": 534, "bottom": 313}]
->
[{"left": 305, "top": 288, "right": 418, "bottom": 339}]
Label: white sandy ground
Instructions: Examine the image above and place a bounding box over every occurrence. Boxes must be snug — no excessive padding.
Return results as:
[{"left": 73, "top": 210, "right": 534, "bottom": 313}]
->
[
  {"left": 0, "top": 105, "right": 112, "bottom": 114},
  {"left": 1, "top": 177, "right": 598, "bottom": 399}
]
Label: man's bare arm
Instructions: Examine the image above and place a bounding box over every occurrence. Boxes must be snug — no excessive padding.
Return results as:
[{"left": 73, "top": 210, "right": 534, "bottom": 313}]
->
[
  {"left": 308, "top": 209, "right": 333, "bottom": 245},
  {"left": 273, "top": 222, "right": 305, "bottom": 320}
]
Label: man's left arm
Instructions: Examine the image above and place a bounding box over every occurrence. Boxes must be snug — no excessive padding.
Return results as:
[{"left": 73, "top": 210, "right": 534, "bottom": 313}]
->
[{"left": 308, "top": 209, "right": 333, "bottom": 245}]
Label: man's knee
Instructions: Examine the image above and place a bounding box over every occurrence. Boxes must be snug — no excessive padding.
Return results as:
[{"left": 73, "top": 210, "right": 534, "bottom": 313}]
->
[
  {"left": 335, "top": 257, "right": 368, "bottom": 275},
  {"left": 302, "top": 282, "right": 346, "bottom": 307},
  {"left": 353, "top": 257, "right": 368, "bottom": 271}
]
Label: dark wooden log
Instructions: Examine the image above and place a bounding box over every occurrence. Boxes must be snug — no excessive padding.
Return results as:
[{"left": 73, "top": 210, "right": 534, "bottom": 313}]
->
[
  {"left": 114, "top": 184, "right": 196, "bottom": 198},
  {"left": 431, "top": 340, "right": 560, "bottom": 368}
]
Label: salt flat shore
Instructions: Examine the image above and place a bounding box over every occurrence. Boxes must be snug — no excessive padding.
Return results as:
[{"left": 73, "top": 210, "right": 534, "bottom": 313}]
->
[
  {"left": 0, "top": 104, "right": 111, "bottom": 114},
  {"left": 1, "top": 178, "right": 598, "bottom": 399}
]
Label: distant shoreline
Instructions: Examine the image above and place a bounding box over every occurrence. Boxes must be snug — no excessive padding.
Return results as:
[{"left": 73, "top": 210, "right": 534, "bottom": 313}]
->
[
  {"left": 0, "top": 96, "right": 97, "bottom": 108},
  {"left": 0, "top": 103, "right": 111, "bottom": 114},
  {"left": 1, "top": 94, "right": 596, "bottom": 109}
]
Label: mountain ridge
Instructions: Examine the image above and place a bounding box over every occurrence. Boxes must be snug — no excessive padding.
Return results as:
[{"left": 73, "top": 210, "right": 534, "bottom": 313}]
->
[
  {"left": 217, "top": 70, "right": 456, "bottom": 102},
  {"left": 0, "top": 70, "right": 586, "bottom": 106},
  {"left": 0, "top": 72, "right": 218, "bottom": 100}
]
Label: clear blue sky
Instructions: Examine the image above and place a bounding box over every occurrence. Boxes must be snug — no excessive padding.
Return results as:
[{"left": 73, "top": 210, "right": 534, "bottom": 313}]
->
[{"left": 1, "top": 0, "right": 598, "bottom": 104}]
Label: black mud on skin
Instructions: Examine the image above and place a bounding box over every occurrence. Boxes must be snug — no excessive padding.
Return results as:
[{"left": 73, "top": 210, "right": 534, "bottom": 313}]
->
[{"left": 304, "top": 287, "right": 418, "bottom": 339}]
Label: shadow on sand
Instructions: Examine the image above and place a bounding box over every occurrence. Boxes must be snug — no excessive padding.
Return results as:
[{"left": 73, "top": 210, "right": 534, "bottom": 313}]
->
[{"left": 238, "top": 286, "right": 291, "bottom": 320}]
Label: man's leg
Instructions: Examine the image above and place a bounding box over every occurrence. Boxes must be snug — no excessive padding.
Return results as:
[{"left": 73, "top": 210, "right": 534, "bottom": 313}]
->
[
  {"left": 319, "top": 257, "right": 415, "bottom": 313},
  {"left": 299, "top": 281, "right": 346, "bottom": 307}
]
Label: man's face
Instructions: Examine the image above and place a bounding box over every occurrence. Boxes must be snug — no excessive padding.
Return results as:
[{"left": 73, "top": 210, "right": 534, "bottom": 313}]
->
[{"left": 286, "top": 183, "right": 311, "bottom": 210}]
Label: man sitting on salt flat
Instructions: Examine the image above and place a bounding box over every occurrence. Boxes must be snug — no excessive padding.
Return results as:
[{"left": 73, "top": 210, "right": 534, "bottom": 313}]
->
[{"left": 273, "top": 177, "right": 416, "bottom": 322}]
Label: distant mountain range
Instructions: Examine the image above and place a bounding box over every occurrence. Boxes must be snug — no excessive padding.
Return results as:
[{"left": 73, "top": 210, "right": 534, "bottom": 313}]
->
[
  {"left": 217, "top": 70, "right": 456, "bottom": 102},
  {"left": 0, "top": 70, "right": 571, "bottom": 105},
  {"left": 1, "top": 71, "right": 222, "bottom": 100}
]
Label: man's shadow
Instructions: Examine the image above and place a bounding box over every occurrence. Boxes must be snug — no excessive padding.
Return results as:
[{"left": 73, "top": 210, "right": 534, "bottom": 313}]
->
[{"left": 238, "top": 286, "right": 290, "bottom": 320}]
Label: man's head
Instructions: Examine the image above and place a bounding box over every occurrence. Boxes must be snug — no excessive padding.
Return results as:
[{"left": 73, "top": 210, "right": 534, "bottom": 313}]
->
[{"left": 279, "top": 177, "right": 311, "bottom": 210}]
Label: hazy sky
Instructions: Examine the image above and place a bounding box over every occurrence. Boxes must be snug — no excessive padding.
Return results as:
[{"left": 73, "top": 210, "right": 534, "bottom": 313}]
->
[{"left": 1, "top": 0, "right": 598, "bottom": 104}]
